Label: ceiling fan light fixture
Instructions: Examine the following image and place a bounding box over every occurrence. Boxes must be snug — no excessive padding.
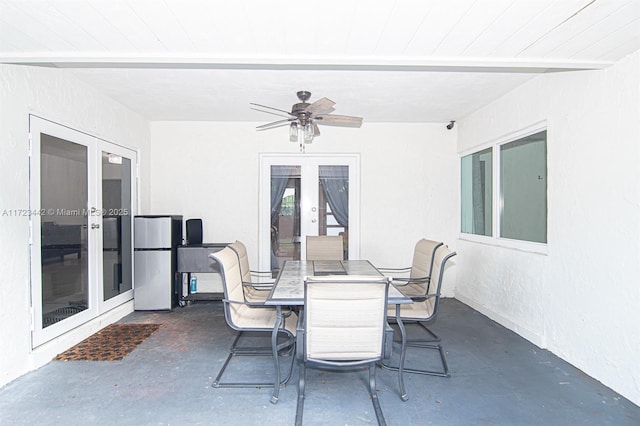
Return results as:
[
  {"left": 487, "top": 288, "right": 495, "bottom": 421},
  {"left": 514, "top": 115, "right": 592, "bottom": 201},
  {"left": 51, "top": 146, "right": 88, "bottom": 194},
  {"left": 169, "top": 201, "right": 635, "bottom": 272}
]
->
[
  {"left": 289, "top": 122, "right": 299, "bottom": 142},
  {"left": 303, "top": 122, "right": 314, "bottom": 143}
]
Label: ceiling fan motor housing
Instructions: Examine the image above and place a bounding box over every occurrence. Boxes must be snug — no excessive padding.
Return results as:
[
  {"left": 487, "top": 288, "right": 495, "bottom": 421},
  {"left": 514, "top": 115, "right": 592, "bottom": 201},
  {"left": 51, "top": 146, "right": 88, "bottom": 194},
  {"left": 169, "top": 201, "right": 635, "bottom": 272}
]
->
[
  {"left": 292, "top": 103, "right": 311, "bottom": 124},
  {"left": 293, "top": 91, "right": 313, "bottom": 124},
  {"left": 296, "top": 91, "right": 312, "bottom": 102}
]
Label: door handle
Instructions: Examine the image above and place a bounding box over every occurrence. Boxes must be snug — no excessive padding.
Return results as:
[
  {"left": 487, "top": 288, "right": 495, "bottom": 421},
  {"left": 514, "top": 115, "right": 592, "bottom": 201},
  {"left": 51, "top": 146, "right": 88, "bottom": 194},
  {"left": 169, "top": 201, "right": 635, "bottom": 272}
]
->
[{"left": 91, "top": 223, "right": 100, "bottom": 229}]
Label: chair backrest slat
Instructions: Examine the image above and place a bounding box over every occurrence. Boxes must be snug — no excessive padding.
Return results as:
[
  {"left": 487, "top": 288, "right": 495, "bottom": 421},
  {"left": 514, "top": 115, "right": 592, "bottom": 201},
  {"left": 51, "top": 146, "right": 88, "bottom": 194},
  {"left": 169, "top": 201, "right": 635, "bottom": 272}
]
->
[
  {"left": 304, "top": 276, "right": 389, "bottom": 361},
  {"left": 410, "top": 238, "right": 443, "bottom": 280},
  {"left": 209, "top": 247, "right": 245, "bottom": 326},
  {"left": 306, "top": 235, "right": 344, "bottom": 261},
  {"left": 229, "top": 240, "right": 252, "bottom": 283}
]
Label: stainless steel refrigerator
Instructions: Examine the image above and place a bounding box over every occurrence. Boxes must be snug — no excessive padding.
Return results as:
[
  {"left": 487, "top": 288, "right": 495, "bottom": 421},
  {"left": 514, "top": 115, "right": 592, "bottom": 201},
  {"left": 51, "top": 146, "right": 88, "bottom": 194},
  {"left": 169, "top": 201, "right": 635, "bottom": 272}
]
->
[{"left": 134, "top": 215, "right": 183, "bottom": 310}]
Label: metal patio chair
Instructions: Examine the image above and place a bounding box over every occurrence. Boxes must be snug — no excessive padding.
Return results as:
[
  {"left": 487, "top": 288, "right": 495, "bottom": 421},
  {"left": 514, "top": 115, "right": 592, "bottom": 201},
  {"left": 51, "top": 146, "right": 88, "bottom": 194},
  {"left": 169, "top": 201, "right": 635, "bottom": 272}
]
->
[
  {"left": 378, "top": 238, "right": 443, "bottom": 342},
  {"left": 209, "top": 247, "right": 296, "bottom": 389},
  {"left": 295, "top": 275, "right": 391, "bottom": 426},
  {"left": 381, "top": 244, "right": 457, "bottom": 377}
]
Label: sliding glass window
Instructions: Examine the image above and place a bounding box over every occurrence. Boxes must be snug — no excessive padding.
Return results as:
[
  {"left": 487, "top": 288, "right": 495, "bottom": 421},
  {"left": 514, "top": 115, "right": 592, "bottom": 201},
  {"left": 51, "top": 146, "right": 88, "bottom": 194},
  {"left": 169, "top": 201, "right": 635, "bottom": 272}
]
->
[{"left": 461, "top": 128, "right": 547, "bottom": 246}]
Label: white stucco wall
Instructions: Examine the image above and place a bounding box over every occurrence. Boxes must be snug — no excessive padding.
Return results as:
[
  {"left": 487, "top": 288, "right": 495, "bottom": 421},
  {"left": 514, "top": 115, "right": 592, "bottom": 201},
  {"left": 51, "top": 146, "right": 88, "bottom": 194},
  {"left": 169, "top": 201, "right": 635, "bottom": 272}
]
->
[
  {"left": 0, "top": 64, "right": 150, "bottom": 387},
  {"left": 455, "top": 50, "right": 640, "bottom": 405},
  {"left": 148, "top": 121, "right": 459, "bottom": 293}
]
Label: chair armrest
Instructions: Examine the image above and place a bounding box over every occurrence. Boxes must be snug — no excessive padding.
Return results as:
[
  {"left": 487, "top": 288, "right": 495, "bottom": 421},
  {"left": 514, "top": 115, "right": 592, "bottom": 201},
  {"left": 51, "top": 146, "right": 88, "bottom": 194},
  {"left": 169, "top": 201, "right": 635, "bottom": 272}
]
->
[
  {"left": 249, "top": 274, "right": 276, "bottom": 286},
  {"left": 242, "top": 281, "right": 274, "bottom": 291},
  {"left": 410, "top": 292, "right": 440, "bottom": 303},
  {"left": 389, "top": 276, "right": 429, "bottom": 285},
  {"left": 223, "top": 298, "right": 267, "bottom": 308},
  {"left": 377, "top": 266, "right": 411, "bottom": 274},
  {"left": 222, "top": 298, "right": 243, "bottom": 305},
  {"left": 250, "top": 270, "right": 275, "bottom": 283}
]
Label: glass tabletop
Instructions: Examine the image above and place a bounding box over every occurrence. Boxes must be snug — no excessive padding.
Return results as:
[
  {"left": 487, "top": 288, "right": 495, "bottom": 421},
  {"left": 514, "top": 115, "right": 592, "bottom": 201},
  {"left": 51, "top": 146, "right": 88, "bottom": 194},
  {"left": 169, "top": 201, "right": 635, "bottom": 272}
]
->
[{"left": 266, "top": 260, "right": 410, "bottom": 306}]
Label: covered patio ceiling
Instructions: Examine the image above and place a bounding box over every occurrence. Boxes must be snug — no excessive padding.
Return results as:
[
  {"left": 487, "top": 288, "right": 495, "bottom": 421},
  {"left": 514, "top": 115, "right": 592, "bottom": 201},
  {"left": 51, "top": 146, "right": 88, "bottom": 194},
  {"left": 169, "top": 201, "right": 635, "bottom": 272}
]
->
[{"left": 1, "top": 0, "right": 639, "bottom": 122}]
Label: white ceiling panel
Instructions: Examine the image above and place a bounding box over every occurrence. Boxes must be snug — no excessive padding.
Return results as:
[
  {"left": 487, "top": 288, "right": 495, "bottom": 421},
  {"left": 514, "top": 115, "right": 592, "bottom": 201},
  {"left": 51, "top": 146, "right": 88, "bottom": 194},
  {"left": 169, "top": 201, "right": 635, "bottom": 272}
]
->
[
  {"left": 127, "top": 0, "right": 194, "bottom": 51},
  {"left": 580, "top": 17, "right": 640, "bottom": 60},
  {"left": 461, "top": 0, "right": 552, "bottom": 56},
  {"left": 0, "top": 0, "right": 638, "bottom": 123},
  {"left": 369, "top": 1, "right": 434, "bottom": 55},
  {"left": 342, "top": 1, "right": 397, "bottom": 56},
  {"left": 164, "top": 1, "right": 225, "bottom": 52},
  {"left": 0, "top": 2, "right": 74, "bottom": 51},
  {"left": 524, "top": 0, "right": 634, "bottom": 57},
  {"left": 90, "top": 0, "right": 167, "bottom": 52},
  {"left": 458, "top": 0, "right": 519, "bottom": 56},
  {"left": 432, "top": 0, "right": 516, "bottom": 56},
  {"left": 22, "top": 1, "right": 107, "bottom": 51},
  {"left": 236, "top": 1, "right": 287, "bottom": 55},
  {"left": 307, "top": 1, "right": 360, "bottom": 56},
  {"left": 52, "top": 1, "right": 136, "bottom": 52},
  {"left": 568, "top": 2, "right": 640, "bottom": 59},
  {"left": 0, "top": 18, "right": 45, "bottom": 51},
  {"left": 492, "top": 0, "right": 592, "bottom": 57},
  {"left": 403, "top": 0, "right": 477, "bottom": 56}
]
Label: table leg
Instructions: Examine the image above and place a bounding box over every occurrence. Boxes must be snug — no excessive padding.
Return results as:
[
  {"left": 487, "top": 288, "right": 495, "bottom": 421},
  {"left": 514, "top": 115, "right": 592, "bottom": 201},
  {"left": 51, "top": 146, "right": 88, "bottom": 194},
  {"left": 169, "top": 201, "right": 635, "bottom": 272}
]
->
[
  {"left": 270, "top": 305, "right": 283, "bottom": 404},
  {"left": 396, "top": 304, "right": 409, "bottom": 401}
]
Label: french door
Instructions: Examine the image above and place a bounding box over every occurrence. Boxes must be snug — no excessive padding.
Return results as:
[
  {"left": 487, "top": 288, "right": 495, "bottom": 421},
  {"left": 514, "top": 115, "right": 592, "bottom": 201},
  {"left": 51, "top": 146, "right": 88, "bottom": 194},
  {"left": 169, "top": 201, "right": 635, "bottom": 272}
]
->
[
  {"left": 258, "top": 154, "right": 360, "bottom": 273},
  {"left": 29, "top": 116, "right": 136, "bottom": 347}
]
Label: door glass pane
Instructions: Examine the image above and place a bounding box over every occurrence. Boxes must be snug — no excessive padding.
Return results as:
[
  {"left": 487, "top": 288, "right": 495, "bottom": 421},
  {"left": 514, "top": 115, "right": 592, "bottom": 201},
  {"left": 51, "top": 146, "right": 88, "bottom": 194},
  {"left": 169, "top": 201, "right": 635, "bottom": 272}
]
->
[
  {"left": 319, "top": 165, "right": 349, "bottom": 259},
  {"left": 40, "top": 134, "right": 88, "bottom": 328},
  {"left": 102, "top": 152, "right": 133, "bottom": 301},
  {"left": 271, "top": 166, "right": 301, "bottom": 273}
]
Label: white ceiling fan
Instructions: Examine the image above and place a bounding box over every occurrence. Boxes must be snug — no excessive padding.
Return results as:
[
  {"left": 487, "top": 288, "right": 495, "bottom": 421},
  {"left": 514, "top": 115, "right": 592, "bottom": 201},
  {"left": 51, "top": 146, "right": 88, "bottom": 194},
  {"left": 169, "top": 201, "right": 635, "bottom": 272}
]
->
[{"left": 250, "top": 91, "right": 363, "bottom": 148}]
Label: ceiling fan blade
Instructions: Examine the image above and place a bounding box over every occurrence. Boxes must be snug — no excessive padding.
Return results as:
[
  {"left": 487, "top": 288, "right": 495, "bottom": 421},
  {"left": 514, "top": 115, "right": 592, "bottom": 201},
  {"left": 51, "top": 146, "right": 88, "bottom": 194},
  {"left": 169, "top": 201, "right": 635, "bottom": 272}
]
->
[
  {"left": 305, "top": 97, "right": 336, "bottom": 114},
  {"left": 256, "top": 118, "right": 295, "bottom": 130},
  {"left": 250, "top": 107, "right": 292, "bottom": 119},
  {"left": 314, "top": 114, "right": 363, "bottom": 127},
  {"left": 312, "top": 121, "right": 320, "bottom": 136},
  {"left": 250, "top": 102, "right": 294, "bottom": 116}
]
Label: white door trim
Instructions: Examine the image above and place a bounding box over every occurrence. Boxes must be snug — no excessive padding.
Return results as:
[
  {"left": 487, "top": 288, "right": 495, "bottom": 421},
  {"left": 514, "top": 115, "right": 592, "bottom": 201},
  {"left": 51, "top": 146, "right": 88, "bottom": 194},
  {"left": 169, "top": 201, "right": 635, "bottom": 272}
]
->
[{"left": 258, "top": 153, "right": 360, "bottom": 270}]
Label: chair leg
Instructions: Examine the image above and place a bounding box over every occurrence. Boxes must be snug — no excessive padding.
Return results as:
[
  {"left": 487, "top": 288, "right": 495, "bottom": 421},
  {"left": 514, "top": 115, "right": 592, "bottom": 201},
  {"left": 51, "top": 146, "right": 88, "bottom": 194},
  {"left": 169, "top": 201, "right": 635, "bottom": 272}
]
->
[
  {"left": 230, "top": 331, "right": 272, "bottom": 355},
  {"left": 396, "top": 312, "right": 409, "bottom": 401},
  {"left": 295, "top": 360, "right": 306, "bottom": 426},
  {"left": 381, "top": 342, "right": 450, "bottom": 377},
  {"left": 368, "top": 363, "right": 387, "bottom": 426},
  {"left": 413, "top": 322, "right": 441, "bottom": 343},
  {"left": 380, "top": 322, "right": 451, "bottom": 378},
  {"left": 212, "top": 331, "right": 296, "bottom": 388}
]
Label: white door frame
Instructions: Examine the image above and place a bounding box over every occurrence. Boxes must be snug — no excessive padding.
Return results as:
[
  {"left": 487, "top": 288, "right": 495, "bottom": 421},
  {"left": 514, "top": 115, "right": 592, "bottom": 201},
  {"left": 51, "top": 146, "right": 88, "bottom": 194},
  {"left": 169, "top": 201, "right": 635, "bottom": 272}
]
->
[
  {"left": 97, "top": 140, "right": 137, "bottom": 312},
  {"left": 29, "top": 115, "right": 137, "bottom": 347},
  {"left": 258, "top": 153, "right": 360, "bottom": 270}
]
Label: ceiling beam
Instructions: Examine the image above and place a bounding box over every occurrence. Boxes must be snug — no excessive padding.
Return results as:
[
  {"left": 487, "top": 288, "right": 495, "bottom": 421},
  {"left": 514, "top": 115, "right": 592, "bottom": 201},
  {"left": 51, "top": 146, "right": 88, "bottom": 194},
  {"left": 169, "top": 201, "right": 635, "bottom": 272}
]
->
[{"left": 0, "top": 54, "right": 614, "bottom": 73}]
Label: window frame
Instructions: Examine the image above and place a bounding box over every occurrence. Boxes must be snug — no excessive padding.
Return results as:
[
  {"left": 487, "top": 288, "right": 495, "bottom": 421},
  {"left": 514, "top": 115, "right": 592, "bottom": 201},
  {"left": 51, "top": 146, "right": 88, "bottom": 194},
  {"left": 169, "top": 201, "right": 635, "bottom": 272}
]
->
[{"left": 459, "top": 122, "right": 548, "bottom": 255}]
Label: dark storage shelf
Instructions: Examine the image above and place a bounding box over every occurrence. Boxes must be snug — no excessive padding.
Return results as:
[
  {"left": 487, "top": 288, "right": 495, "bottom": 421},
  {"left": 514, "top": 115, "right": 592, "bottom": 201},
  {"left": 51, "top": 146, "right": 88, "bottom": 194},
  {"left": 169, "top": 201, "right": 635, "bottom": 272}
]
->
[{"left": 181, "top": 292, "right": 223, "bottom": 302}]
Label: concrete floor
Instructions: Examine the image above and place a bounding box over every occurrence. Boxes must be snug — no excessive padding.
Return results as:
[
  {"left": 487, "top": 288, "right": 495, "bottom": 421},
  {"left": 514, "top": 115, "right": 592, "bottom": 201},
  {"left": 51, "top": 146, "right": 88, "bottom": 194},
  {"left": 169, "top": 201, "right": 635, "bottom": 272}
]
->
[{"left": 1, "top": 299, "right": 638, "bottom": 425}]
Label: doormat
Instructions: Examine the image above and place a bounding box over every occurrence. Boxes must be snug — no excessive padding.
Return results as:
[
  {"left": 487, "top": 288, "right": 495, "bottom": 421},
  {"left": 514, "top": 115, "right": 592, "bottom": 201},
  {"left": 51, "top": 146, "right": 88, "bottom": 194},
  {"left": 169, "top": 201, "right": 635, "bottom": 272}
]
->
[{"left": 53, "top": 323, "right": 161, "bottom": 361}]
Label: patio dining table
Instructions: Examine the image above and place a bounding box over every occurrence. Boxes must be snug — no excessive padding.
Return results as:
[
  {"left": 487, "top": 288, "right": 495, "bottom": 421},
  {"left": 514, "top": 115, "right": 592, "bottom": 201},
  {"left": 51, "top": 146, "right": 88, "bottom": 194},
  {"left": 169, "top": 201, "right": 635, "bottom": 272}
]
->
[{"left": 265, "top": 259, "right": 412, "bottom": 404}]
